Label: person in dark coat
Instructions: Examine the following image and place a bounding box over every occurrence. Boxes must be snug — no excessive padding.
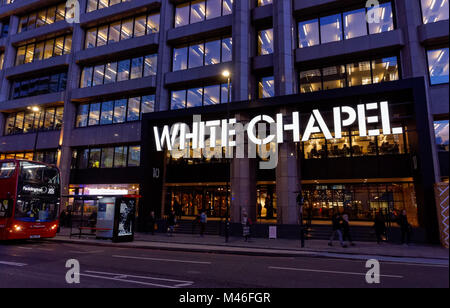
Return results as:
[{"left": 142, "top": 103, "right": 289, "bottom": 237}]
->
[
  {"left": 328, "top": 212, "right": 346, "bottom": 248},
  {"left": 398, "top": 210, "right": 412, "bottom": 245},
  {"left": 147, "top": 211, "right": 156, "bottom": 235},
  {"left": 342, "top": 214, "right": 355, "bottom": 246},
  {"left": 374, "top": 211, "right": 386, "bottom": 244},
  {"left": 167, "top": 210, "right": 176, "bottom": 237}
]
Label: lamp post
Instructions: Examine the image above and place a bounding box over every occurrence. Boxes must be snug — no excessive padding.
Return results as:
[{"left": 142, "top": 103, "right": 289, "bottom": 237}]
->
[
  {"left": 28, "top": 106, "right": 40, "bottom": 159},
  {"left": 222, "top": 70, "right": 231, "bottom": 243}
]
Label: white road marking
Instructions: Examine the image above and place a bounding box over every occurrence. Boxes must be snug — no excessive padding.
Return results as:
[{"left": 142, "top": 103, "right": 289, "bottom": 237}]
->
[
  {"left": 0, "top": 261, "right": 28, "bottom": 267},
  {"left": 268, "top": 266, "right": 403, "bottom": 279},
  {"left": 112, "top": 255, "right": 212, "bottom": 265},
  {"left": 17, "top": 246, "right": 33, "bottom": 250},
  {"left": 81, "top": 270, "right": 194, "bottom": 288},
  {"left": 68, "top": 250, "right": 104, "bottom": 254}
]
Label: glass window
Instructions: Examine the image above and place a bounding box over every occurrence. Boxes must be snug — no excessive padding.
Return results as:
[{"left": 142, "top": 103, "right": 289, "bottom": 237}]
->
[
  {"left": 108, "top": 21, "right": 121, "bottom": 44},
  {"left": 49, "top": 74, "right": 60, "bottom": 92},
  {"left": 347, "top": 61, "right": 372, "bottom": 86},
  {"left": 258, "top": 0, "right": 272, "bottom": 6},
  {"left": 204, "top": 84, "right": 220, "bottom": 105},
  {"left": 322, "top": 65, "right": 346, "bottom": 90},
  {"left": 117, "top": 59, "right": 130, "bottom": 81},
  {"left": 87, "top": 0, "right": 98, "bottom": 12},
  {"left": 320, "top": 14, "right": 342, "bottom": 44},
  {"left": 113, "top": 99, "right": 127, "bottom": 123},
  {"left": 205, "top": 39, "right": 221, "bottom": 65},
  {"left": 378, "top": 133, "right": 405, "bottom": 155},
  {"left": 223, "top": 0, "right": 233, "bottom": 15},
  {"left": 16, "top": 46, "right": 26, "bottom": 66},
  {"left": 372, "top": 56, "right": 398, "bottom": 83},
  {"left": 141, "top": 95, "right": 155, "bottom": 118},
  {"left": 120, "top": 18, "right": 133, "bottom": 41},
  {"left": 343, "top": 8, "right": 367, "bottom": 39},
  {"left": 175, "top": 3, "right": 190, "bottom": 28},
  {"left": 221, "top": 37, "right": 232, "bottom": 62},
  {"left": 63, "top": 35, "right": 72, "bottom": 54},
  {"left": 104, "top": 62, "right": 118, "bottom": 84},
  {"left": 147, "top": 13, "right": 160, "bottom": 33},
  {"left": 27, "top": 13, "right": 37, "bottom": 31},
  {"left": 46, "top": 6, "right": 56, "bottom": 24},
  {"left": 89, "top": 148, "right": 101, "bottom": 168},
  {"left": 434, "top": 120, "right": 449, "bottom": 151},
  {"left": 221, "top": 83, "right": 231, "bottom": 103},
  {"left": 327, "top": 132, "right": 351, "bottom": 158},
  {"left": 187, "top": 87, "right": 203, "bottom": 108},
  {"left": 173, "top": 46, "right": 188, "bottom": 71},
  {"left": 299, "top": 19, "right": 319, "bottom": 48},
  {"left": 54, "top": 36, "right": 64, "bottom": 56},
  {"left": 55, "top": 107, "right": 64, "bottom": 130},
  {"left": 114, "top": 146, "right": 127, "bottom": 168},
  {"left": 368, "top": 2, "right": 394, "bottom": 34},
  {"left": 258, "top": 28, "right": 274, "bottom": 55},
  {"left": 85, "top": 28, "right": 98, "bottom": 48},
  {"left": 93, "top": 65, "right": 105, "bottom": 86},
  {"left": 23, "top": 112, "right": 35, "bottom": 133},
  {"left": 14, "top": 112, "right": 24, "bottom": 134},
  {"left": 88, "top": 103, "right": 101, "bottom": 126},
  {"left": 189, "top": 43, "right": 205, "bottom": 69},
  {"left": 44, "top": 39, "right": 55, "bottom": 59},
  {"left": 207, "top": 0, "right": 222, "bottom": 20},
  {"left": 81, "top": 67, "right": 93, "bottom": 88},
  {"left": 300, "top": 69, "right": 322, "bottom": 93},
  {"left": 191, "top": 0, "right": 206, "bottom": 24},
  {"left": 427, "top": 48, "right": 449, "bottom": 85},
  {"left": 37, "top": 10, "right": 47, "bottom": 28},
  {"left": 100, "top": 101, "right": 114, "bottom": 125},
  {"left": 144, "top": 54, "right": 157, "bottom": 76},
  {"left": 130, "top": 57, "right": 143, "bottom": 79},
  {"left": 258, "top": 76, "right": 275, "bottom": 98},
  {"left": 171, "top": 90, "right": 187, "bottom": 110},
  {"left": 25, "top": 44, "right": 35, "bottom": 64},
  {"left": 19, "top": 16, "right": 28, "bottom": 33},
  {"left": 421, "top": 0, "right": 448, "bottom": 24},
  {"left": 303, "top": 133, "right": 327, "bottom": 159},
  {"left": 134, "top": 15, "right": 147, "bottom": 37},
  {"left": 43, "top": 108, "right": 55, "bottom": 130},
  {"left": 128, "top": 146, "right": 141, "bottom": 167},
  {"left": 101, "top": 147, "right": 114, "bottom": 168},
  {"left": 78, "top": 149, "right": 89, "bottom": 169},
  {"left": 56, "top": 4, "right": 66, "bottom": 21},
  {"left": 5, "top": 115, "right": 15, "bottom": 135},
  {"left": 351, "top": 132, "right": 377, "bottom": 156},
  {"left": 127, "top": 97, "right": 141, "bottom": 121},
  {"left": 97, "top": 25, "right": 108, "bottom": 47}
]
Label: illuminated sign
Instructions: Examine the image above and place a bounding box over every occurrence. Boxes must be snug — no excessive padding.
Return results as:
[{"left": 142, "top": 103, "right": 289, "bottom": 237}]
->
[
  {"left": 153, "top": 102, "right": 403, "bottom": 152},
  {"left": 86, "top": 188, "right": 130, "bottom": 196},
  {"left": 22, "top": 185, "right": 56, "bottom": 195}
]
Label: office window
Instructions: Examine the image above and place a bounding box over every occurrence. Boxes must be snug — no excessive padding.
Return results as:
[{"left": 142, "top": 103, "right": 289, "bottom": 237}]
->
[
  {"left": 347, "top": 61, "right": 372, "bottom": 86},
  {"left": 298, "top": 19, "right": 319, "bottom": 48},
  {"left": 93, "top": 65, "right": 105, "bottom": 86},
  {"left": 88, "top": 103, "right": 101, "bottom": 126},
  {"left": 127, "top": 97, "right": 141, "bottom": 122},
  {"left": 101, "top": 147, "right": 114, "bottom": 168},
  {"left": 109, "top": 21, "right": 121, "bottom": 44},
  {"left": 322, "top": 65, "right": 346, "bottom": 90},
  {"left": 258, "top": 28, "right": 274, "bottom": 55},
  {"left": 89, "top": 148, "right": 101, "bottom": 168},
  {"left": 134, "top": 15, "right": 147, "bottom": 37},
  {"left": 100, "top": 101, "right": 114, "bottom": 125},
  {"left": 76, "top": 104, "right": 89, "bottom": 127},
  {"left": 130, "top": 57, "right": 144, "bottom": 79},
  {"left": 173, "top": 46, "right": 188, "bottom": 71},
  {"left": 144, "top": 55, "right": 158, "bottom": 76},
  {"left": 372, "top": 56, "right": 398, "bottom": 83},
  {"left": 128, "top": 146, "right": 141, "bottom": 167},
  {"left": 25, "top": 45, "right": 34, "bottom": 63},
  {"left": 114, "top": 146, "right": 127, "bottom": 168},
  {"left": 175, "top": 0, "right": 232, "bottom": 27},
  {"left": 114, "top": 99, "right": 127, "bottom": 124},
  {"left": 320, "top": 14, "right": 342, "bottom": 44},
  {"left": 16, "top": 35, "right": 71, "bottom": 66},
  {"left": 120, "top": 18, "right": 133, "bottom": 40},
  {"left": 104, "top": 62, "right": 118, "bottom": 84},
  {"left": 427, "top": 48, "right": 449, "bottom": 85},
  {"left": 191, "top": 0, "right": 206, "bottom": 24},
  {"left": 43, "top": 108, "right": 55, "bottom": 130},
  {"left": 204, "top": 85, "right": 220, "bottom": 105},
  {"left": 86, "top": 28, "right": 97, "bottom": 48},
  {"left": 11, "top": 72, "right": 67, "bottom": 99},
  {"left": 343, "top": 8, "right": 367, "bottom": 39},
  {"left": 97, "top": 25, "right": 108, "bottom": 47},
  {"left": 189, "top": 43, "right": 205, "bottom": 69},
  {"left": 175, "top": 3, "right": 190, "bottom": 27},
  {"left": 141, "top": 95, "right": 155, "bottom": 118},
  {"left": 258, "top": 0, "right": 272, "bottom": 6},
  {"left": 258, "top": 76, "right": 275, "bottom": 98},
  {"left": 86, "top": 0, "right": 128, "bottom": 13},
  {"left": 14, "top": 112, "right": 24, "bottom": 134},
  {"left": 147, "top": 13, "right": 160, "bottom": 33},
  {"left": 117, "top": 59, "right": 131, "bottom": 82},
  {"left": 222, "top": 37, "right": 232, "bottom": 62},
  {"left": 187, "top": 88, "right": 203, "bottom": 108},
  {"left": 368, "top": 2, "right": 394, "bottom": 34},
  {"left": 205, "top": 39, "right": 221, "bottom": 65},
  {"left": 421, "top": 0, "right": 449, "bottom": 24},
  {"left": 171, "top": 90, "right": 187, "bottom": 110},
  {"left": 207, "top": 0, "right": 222, "bottom": 19},
  {"left": 44, "top": 39, "right": 55, "bottom": 59},
  {"left": 221, "top": 83, "right": 231, "bottom": 103},
  {"left": 434, "top": 120, "right": 449, "bottom": 151},
  {"left": 18, "top": 3, "right": 69, "bottom": 33},
  {"left": 223, "top": 0, "right": 233, "bottom": 15},
  {"left": 300, "top": 70, "right": 322, "bottom": 93},
  {"left": 81, "top": 67, "right": 93, "bottom": 88}
]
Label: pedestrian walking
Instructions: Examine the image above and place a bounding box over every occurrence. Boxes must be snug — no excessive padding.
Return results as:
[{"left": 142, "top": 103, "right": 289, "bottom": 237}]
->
[
  {"left": 147, "top": 211, "right": 156, "bottom": 235},
  {"left": 167, "top": 210, "right": 176, "bottom": 237},
  {"left": 199, "top": 211, "right": 207, "bottom": 237},
  {"left": 342, "top": 214, "right": 355, "bottom": 246},
  {"left": 242, "top": 212, "right": 252, "bottom": 242},
  {"left": 373, "top": 211, "right": 386, "bottom": 244},
  {"left": 397, "top": 210, "right": 412, "bottom": 245},
  {"left": 328, "top": 212, "right": 347, "bottom": 248}
]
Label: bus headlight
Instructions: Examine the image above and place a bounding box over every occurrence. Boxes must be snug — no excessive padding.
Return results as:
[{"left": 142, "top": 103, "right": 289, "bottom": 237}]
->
[
  {"left": 13, "top": 225, "right": 23, "bottom": 232},
  {"left": 50, "top": 224, "right": 57, "bottom": 230}
]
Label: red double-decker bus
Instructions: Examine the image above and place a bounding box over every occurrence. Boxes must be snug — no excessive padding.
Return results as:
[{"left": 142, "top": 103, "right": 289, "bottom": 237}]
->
[{"left": 0, "top": 159, "right": 60, "bottom": 240}]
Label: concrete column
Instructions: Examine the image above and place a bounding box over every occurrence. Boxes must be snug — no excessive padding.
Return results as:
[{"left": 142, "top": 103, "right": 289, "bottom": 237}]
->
[
  {"left": 273, "top": 0, "right": 300, "bottom": 225},
  {"left": 155, "top": 0, "right": 174, "bottom": 112},
  {"left": 0, "top": 112, "right": 5, "bottom": 137},
  {"left": 58, "top": 12, "right": 85, "bottom": 202},
  {"left": 0, "top": 15, "right": 19, "bottom": 102}
]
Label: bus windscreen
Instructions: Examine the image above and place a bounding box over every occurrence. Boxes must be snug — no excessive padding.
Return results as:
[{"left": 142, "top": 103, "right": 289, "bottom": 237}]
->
[{"left": 0, "top": 162, "right": 16, "bottom": 178}]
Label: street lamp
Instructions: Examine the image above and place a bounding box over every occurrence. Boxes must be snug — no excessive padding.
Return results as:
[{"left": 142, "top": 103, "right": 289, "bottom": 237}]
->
[
  {"left": 222, "top": 70, "right": 231, "bottom": 243},
  {"left": 27, "top": 106, "right": 40, "bottom": 159}
]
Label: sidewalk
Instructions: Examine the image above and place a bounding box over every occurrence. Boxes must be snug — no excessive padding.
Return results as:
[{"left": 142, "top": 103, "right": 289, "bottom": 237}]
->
[{"left": 51, "top": 228, "right": 449, "bottom": 265}]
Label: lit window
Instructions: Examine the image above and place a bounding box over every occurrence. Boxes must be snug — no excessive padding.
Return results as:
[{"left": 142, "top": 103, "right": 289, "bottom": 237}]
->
[
  {"left": 368, "top": 2, "right": 394, "bottom": 34},
  {"left": 204, "top": 85, "right": 220, "bottom": 105},
  {"left": 113, "top": 99, "right": 127, "bottom": 123},
  {"left": 343, "top": 8, "right": 367, "bottom": 39},
  {"left": 207, "top": 0, "right": 221, "bottom": 19},
  {"left": 434, "top": 120, "right": 449, "bottom": 151},
  {"left": 300, "top": 70, "right": 322, "bottom": 93},
  {"left": 320, "top": 14, "right": 342, "bottom": 44},
  {"left": 372, "top": 56, "right": 398, "bottom": 83},
  {"left": 298, "top": 19, "right": 319, "bottom": 48},
  {"left": 322, "top": 65, "right": 346, "bottom": 90},
  {"left": 427, "top": 48, "right": 449, "bottom": 85},
  {"left": 127, "top": 97, "right": 141, "bottom": 122},
  {"left": 258, "top": 76, "right": 274, "bottom": 98},
  {"left": 175, "top": 2, "right": 190, "bottom": 28},
  {"left": 205, "top": 39, "right": 221, "bottom": 65},
  {"left": 347, "top": 61, "right": 372, "bottom": 86},
  {"left": 258, "top": 28, "right": 274, "bottom": 55},
  {"left": 173, "top": 46, "right": 188, "bottom": 71},
  {"left": 187, "top": 88, "right": 203, "bottom": 108},
  {"left": 258, "top": 0, "right": 272, "bottom": 6},
  {"left": 421, "top": 0, "right": 449, "bottom": 24},
  {"left": 171, "top": 90, "right": 187, "bottom": 110},
  {"left": 191, "top": 0, "right": 206, "bottom": 24},
  {"left": 189, "top": 43, "right": 205, "bottom": 68},
  {"left": 88, "top": 103, "right": 101, "bottom": 126},
  {"left": 100, "top": 101, "right": 114, "bottom": 125}
]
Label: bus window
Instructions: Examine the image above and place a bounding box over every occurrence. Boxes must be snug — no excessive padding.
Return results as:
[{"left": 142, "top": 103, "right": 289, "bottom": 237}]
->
[
  {"left": 15, "top": 198, "right": 58, "bottom": 222},
  {"left": 0, "top": 200, "right": 11, "bottom": 217},
  {"left": 19, "top": 161, "right": 59, "bottom": 184},
  {"left": 0, "top": 162, "right": 16, "bottom": 178}
]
